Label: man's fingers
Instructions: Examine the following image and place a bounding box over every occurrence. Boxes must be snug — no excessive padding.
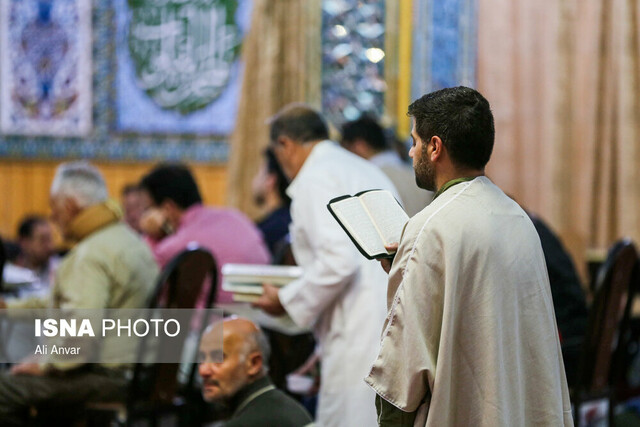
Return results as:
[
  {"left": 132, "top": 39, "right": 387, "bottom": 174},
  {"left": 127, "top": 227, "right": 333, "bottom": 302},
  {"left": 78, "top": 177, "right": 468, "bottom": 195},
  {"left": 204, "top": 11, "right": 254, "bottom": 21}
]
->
[{"left": 384, "top": 242, "right": 399, "bottom": 252}]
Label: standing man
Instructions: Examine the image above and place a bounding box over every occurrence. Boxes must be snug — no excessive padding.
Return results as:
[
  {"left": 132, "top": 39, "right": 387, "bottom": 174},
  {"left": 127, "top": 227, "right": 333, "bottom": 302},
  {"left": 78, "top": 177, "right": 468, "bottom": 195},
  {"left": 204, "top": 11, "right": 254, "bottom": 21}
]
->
[
  {"left": 253, "top": 104, "right": 398, "bottom": 426},
  {"left": 366, "top": 87, "right": 572, "bottom": 426},
  {"left": 341, "top": 115, "right": 433, "bottom": 216}
]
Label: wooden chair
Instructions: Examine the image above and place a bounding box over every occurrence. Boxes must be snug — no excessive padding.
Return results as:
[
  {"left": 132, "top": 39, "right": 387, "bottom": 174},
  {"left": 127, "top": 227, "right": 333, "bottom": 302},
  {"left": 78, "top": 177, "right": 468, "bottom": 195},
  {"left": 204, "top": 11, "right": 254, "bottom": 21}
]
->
[
  {"left": 84, "top": 246, "right": 218, "bottom": 427},
  {"left": 572, "top": 239, "right": 639, "bottom": 426},
  {"left": 0, "top": 235, "right": 6, "bottom": 293}
]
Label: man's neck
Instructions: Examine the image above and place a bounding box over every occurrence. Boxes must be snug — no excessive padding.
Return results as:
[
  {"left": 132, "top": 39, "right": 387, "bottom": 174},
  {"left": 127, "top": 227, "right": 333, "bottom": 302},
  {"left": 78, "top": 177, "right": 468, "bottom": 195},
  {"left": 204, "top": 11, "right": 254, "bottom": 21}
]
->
[
  {"left": 228, "top": 374, "right": 270, "bottom": 412},
  {"left": 290, "top": 139, "right": 323, "bottom": 179},
  {"left": 263, "top": 192, "right": 283, "bottom": 214},
  {"left": 435, "top": 168, "right": 484, "bottom": 193}
]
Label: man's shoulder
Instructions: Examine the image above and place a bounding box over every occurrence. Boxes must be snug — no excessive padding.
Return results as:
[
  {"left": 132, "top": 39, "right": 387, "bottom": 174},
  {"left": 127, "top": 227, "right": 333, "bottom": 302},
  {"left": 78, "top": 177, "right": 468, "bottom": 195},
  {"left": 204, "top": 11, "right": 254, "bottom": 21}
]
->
[
  {"left": 404, "top": 178, "right": 519, "bottom": 239},
  {"left": 232, "top": 388, "right": 313, "bottom": 426},
  {"left": 188, "top": 206, "right": 256, "bottom": 230},
  {"left": 75, "top": 222, "right": 155, "bottom": 265}
]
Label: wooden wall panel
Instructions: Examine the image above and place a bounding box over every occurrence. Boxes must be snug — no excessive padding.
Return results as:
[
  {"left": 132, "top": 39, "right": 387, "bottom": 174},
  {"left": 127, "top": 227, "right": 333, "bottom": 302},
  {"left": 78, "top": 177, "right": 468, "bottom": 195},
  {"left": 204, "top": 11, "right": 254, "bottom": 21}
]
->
[{"left": 0, "top": 160, "right": 227, "bottom": 240}]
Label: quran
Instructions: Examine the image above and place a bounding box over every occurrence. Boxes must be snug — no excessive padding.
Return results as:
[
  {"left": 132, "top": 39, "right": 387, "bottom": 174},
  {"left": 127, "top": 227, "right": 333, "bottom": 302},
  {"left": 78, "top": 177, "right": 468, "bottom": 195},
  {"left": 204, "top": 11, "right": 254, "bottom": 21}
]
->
[
  {"left": 327, "top": 189, "right": 409, "bottom": 260},
  {"left": 221, "top": 264, "right": 303, "bottom": 303}
]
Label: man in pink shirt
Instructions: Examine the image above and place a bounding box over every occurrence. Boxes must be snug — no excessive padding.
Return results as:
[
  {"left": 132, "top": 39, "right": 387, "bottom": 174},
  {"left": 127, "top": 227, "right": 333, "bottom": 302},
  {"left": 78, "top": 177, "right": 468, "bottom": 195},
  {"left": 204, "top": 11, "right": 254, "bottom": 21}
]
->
[{"left": 139, "top": 163, "right": 270, "bottom": 305}]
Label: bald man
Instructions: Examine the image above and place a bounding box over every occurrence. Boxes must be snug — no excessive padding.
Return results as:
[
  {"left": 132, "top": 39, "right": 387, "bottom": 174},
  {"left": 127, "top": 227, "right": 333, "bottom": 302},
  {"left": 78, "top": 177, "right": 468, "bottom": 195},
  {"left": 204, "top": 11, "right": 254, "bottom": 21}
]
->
[{"left": 198, "top": 318, "right": 313, "bottom": 427}]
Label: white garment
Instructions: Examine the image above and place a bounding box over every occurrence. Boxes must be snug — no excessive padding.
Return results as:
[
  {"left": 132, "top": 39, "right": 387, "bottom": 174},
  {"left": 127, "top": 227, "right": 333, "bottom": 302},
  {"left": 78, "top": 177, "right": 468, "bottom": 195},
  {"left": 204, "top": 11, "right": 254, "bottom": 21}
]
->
[
  {"left": 279, "top": 141, "right": 399, "bottom": 427},
  {"left": 370, "top": 151, "right": 433, "bottom": 217},
  {"left": 365, "top": 177, "right": 573, "bottom": 426},
  {"left": 369, "top": 150, "right": 406, "bottom": 168}
]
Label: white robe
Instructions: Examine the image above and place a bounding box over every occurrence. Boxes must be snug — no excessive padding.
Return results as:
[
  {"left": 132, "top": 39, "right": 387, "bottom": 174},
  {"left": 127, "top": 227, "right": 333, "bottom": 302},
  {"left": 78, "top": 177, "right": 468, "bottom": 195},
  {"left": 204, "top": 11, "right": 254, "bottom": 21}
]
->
[
  {"left": 365, "top": 176, "right": 573, "bottom": 426},
  {"left": 279, "top": 140, "right": 399, "bottom": 427}
]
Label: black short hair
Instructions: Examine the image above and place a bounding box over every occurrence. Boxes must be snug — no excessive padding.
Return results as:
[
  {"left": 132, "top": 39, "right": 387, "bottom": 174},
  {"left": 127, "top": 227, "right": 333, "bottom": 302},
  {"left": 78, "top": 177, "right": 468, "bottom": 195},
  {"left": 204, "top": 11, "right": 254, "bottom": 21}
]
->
[
  {"left": 264, "top": 148, "right": 291, "bottom": 206},
  {"left": 408, "top": 86, "right": 495, "bottom": 170},
  {"left": 18, "top": 215, "right": 48, "bottom": 239},
  {"left": 341, "top": 115, "right": 388, "bottom": 151},
  {"left": 269, "top": 104, "right": 329, "bottom": 144},
  {"left": 140, "top": 163, "right": 202, "bottom": 209}
]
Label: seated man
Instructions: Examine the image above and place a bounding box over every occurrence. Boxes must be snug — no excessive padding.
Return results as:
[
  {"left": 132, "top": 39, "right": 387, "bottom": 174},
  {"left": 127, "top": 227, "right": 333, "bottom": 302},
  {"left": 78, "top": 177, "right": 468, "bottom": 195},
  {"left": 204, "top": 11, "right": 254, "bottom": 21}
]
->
[
  {"left": 198, "top": 317, "right": 313, "bottom": 427},
  {"left": 0, "top": 161, "right": 159, "bottom": 426},
  {"left": 528, "top": 212, "right": 588, "bottom": 388},
  {"left": 14, "top": 215, "right": 59, "bottom": 289},
  {"left": 121, "top": 183, "right": 152, "bottom": 234},
  {"left": 251, "top": 148, "right": 292, "bottom": 262},
  {"left": 139, "top": 163, "right": 270, "bottom": 304}
]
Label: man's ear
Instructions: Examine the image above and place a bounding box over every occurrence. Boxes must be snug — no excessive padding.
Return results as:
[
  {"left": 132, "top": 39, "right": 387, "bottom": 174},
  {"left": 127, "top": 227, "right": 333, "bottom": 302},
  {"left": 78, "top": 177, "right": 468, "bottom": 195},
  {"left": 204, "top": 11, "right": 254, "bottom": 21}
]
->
[
  {"left": 246, "top": 351, "right": 264, "bottom": 377},
  {"left": 351, "top": 138, "right": 371, "bottom": 158},
  {"left": 264, "top": 173, "right": 277, "bottom": 191},
  {"left": 430, "top": 136, "right": 444, "bottom": 161},
  {"left": 278, "top": 135, "right": 294, "bottom": 150},
  {"left": 63, "top": 196, "right": 82, "bottom": 217}
]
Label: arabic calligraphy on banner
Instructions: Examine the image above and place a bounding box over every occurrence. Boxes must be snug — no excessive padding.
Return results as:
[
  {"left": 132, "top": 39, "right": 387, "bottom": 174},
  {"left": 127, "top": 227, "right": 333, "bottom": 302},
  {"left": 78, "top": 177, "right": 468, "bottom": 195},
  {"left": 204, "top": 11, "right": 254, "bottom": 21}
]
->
[
  {"left": 115, "top": 0, "right": 250, "bottom": 135},
  {"left": 128, "top": 0, "right": 240, "bottom": 113},
  {"left": 0, "top": 0, "right": 92, "bottom": 137}
]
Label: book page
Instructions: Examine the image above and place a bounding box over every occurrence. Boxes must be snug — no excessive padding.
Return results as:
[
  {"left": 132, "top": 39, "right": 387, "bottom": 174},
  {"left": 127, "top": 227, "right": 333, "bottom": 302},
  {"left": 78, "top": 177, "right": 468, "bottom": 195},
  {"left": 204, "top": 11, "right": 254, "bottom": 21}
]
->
[
  {"left": 360, "top": 190, "right": 409, "bottom": 247},
  {"left": 330, "top": 197, "right": 387, "bottom": 256}
]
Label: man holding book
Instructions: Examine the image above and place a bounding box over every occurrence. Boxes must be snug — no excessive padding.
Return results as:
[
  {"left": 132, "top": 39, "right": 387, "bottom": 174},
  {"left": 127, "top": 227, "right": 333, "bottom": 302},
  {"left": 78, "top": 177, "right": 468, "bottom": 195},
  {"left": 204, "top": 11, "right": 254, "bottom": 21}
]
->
[
  {"left": 365, "top": 87, "right": 573, "bottom": 426},
  {"left": 253, "top": 104, "right": 398, "bottom": 427}
]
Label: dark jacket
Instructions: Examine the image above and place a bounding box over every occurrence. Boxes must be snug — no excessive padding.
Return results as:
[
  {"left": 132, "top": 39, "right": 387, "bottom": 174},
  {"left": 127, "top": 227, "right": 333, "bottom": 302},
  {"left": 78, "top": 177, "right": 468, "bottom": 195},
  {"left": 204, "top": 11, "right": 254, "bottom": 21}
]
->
[{"left": 225, "top": 376, "right": 313, "bottom": 427}]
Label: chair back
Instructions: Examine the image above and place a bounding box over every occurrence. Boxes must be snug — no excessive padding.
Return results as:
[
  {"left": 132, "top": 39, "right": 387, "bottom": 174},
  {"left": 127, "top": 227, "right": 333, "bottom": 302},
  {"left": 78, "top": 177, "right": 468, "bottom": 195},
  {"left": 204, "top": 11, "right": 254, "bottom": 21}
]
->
[
  {"left": 0, "top": 235, "right": 6, "bottom": 293},
  {"left": 150, "top": 245, "right": 218, "bottom": 309},
  {"left": 131, "top": 246, "right": 218, "bottom": 406},
  {"left": 576, "top": 239, "right": 639, "bottom": 395}
]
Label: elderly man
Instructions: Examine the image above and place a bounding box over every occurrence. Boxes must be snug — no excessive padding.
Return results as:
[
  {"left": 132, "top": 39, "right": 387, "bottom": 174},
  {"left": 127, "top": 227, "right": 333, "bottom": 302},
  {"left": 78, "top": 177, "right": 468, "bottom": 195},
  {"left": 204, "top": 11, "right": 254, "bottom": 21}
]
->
[
  {"left": 0, "top": 161, "right": 159, "bottom": 426},
  {"left": 366, "top": 87, "right": 572, "bottom": 426},
  {"left": 199, "top": 317, "right": 313, "bottom": 426},
  {"left": 139, "top": 163, "right": 270, "bottom": 305},
  {"left": 253, "top": 104, "right": 398, "bottom": 426}
]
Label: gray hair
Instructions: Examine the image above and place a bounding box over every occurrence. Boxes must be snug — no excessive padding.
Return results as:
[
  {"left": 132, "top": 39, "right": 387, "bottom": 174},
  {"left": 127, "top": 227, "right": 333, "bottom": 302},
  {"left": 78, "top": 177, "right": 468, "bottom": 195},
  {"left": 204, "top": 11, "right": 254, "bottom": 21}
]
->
[
  {"left": 249, "top": 327, "right": 271, "bottom": 375},
  {"left": 50, "top": 161, "right": 108, "bottom": 208}
]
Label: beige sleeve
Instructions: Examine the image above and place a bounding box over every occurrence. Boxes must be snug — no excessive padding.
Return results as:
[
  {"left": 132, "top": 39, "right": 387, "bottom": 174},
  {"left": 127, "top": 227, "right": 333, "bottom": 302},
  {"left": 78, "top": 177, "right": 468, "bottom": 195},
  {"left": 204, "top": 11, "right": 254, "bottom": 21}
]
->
[
  {"left": 5, "top": 296, "right": 49, "bottom": 310},
  {"left": 44, "top": 253, "right": 110, "bottom": 372},
  {"left": 365, "top": 228, "right": 444, "bottom": 412}
]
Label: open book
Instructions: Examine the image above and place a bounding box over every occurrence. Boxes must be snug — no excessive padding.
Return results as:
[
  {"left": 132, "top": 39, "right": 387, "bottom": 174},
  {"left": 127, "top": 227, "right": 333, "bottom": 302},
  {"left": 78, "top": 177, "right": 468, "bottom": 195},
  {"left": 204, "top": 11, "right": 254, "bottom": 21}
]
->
[
  {"left": 327, "top": 189, "right": 409, "bottom": 260},
  {"left": 221, "top": 264, "right": 303, "bottom": 303}
]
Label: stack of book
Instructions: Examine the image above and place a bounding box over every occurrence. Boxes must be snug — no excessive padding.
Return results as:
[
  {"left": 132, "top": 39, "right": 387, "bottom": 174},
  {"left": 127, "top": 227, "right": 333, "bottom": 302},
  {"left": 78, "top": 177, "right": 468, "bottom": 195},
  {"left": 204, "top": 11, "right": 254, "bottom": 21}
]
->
[{"left": 221, "top": 264, "right": 303, "bottom": 303}]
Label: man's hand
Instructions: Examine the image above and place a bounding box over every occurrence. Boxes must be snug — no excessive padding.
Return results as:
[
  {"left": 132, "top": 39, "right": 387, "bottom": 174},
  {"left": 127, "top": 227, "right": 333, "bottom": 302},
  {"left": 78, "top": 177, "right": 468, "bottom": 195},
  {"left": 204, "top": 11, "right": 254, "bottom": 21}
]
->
[
  {"left": 252, "top": 283, "right": 286, "bottom": 316},
  {"left": 139, "top": 208, "right": 168, "bottom": 239},
  {"left": 10, "top": 362, "right": 45, "bottom": 376},
  {"left": 379, "top": 243, "right": 399, "bottom": 274}
]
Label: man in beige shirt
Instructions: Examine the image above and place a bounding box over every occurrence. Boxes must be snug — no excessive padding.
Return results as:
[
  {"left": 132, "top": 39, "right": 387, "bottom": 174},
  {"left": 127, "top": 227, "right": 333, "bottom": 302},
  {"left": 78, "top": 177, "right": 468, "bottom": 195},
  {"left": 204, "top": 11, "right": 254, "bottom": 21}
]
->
[
  {"left": 366, "top": 87, "right": 573, "bottom": 426},
  {"left": 0, "top": 161, "right": 158, "bottom": 426}
]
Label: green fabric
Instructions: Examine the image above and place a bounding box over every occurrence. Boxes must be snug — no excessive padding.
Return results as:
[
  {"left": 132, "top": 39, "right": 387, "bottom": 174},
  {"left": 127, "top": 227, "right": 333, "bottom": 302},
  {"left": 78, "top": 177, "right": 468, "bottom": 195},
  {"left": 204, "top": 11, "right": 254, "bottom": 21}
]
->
[
  {"left": 375, "top": 394, "right": 417, "bottom": 427},
  {"left": 433, "top": 176, "right": 477, "bottom": 200}
]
